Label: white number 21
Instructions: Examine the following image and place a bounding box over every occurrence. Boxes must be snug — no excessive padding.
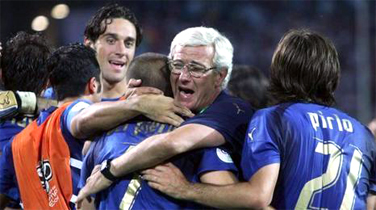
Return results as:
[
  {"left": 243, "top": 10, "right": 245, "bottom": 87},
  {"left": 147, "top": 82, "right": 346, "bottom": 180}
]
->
[{"left": 295, "top": 141, "right": 363, "bottom": 209}]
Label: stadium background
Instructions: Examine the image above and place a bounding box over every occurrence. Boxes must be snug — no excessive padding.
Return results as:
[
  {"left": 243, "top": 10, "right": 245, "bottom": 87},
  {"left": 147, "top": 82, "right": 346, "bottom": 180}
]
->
[{"left": 1, "top": 0, "right": 375, "bottom": 124}]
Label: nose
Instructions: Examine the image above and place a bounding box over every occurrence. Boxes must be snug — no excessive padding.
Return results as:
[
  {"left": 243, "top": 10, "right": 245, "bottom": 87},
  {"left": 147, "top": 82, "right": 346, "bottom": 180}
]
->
[
  {"left": 115, "top": 42, "right": 127, "bottom": 56},
  {"left": 178, "top": 67, "right": 192, "bottom": 82}
]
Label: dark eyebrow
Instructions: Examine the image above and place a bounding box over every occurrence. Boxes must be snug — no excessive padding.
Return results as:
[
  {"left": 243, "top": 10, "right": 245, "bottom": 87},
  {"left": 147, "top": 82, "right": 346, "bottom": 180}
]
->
[
  {"left": 124, "top": 37, "right": 136, "bottom": 43},
  {"left": 103, "top": 33, "right": 136, "bottom": 43},
  {"left": 103, "top": 33, "right": 118, "bottom": 39},
  {"left": 190, "top": 60, "right": 206, "bottom": 67}
]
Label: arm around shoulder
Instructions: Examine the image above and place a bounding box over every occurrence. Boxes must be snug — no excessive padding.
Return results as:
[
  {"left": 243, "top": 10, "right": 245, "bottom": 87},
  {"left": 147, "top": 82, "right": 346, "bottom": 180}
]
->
[
  {"left": 185, "top": 163, "right": 280, "bottom": 209},
  {"left": 111, "top": 123, "right": 226, "bottom": 177}
]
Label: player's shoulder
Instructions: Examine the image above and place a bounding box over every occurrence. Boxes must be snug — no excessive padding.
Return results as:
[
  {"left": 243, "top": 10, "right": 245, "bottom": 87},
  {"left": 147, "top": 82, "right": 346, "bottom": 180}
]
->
[
  {"left": 68, "top": 99, "right": 92, "bottom": 109},
  {"left": 63, "top": 99, "right": 92, "bottom": 115},
  {"left": 211, "top": 91, "right": 254, "bottom": 114},
  {"left": 252, "top": 103, "right": 287, "bottom": 119}
]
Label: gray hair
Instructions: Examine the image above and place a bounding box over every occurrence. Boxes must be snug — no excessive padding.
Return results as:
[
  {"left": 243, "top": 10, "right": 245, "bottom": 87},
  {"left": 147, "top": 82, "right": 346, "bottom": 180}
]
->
[{"left": 169, "top": 27, "right": 233, "bottom": 89}]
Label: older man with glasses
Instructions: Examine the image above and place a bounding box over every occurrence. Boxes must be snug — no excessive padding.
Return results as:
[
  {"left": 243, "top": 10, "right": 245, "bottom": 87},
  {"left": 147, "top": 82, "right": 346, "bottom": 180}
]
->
[{"left": 77, "top": 26, "right": 254, "bottom": 206}]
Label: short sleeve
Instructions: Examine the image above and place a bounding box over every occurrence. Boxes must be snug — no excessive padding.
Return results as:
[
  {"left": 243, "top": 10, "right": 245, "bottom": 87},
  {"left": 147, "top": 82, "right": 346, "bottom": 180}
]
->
[
  {"left": 241, "top": 109, "right": 281, "bottom": 180},
  {"left": 197, "top": 147, "right": 238, "bottom": 177}
]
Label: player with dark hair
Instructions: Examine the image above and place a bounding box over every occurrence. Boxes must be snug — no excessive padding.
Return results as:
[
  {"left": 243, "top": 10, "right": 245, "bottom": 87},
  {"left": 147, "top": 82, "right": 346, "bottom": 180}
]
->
[
  {"left": 227, "top": 65, "right": 270, "bottom": 109},
  {"left": 0, "top": 31, "right": 52, "bottom": 150},
  {"left": 1, "top": 32, "right": 51, "bottom": 96},
  {"left": 84, "top": 3, "right": 142, "bottom": 49},
  {"left": 48, "top": 45, "right": 102, "bottom": 102},
  {"left": 78, "top": 53, "right": 238, "bottom": 209},
  {"left": 2, "top": 43, "right": 101, "bottom": 209},
  {"left": 138, "top": 29, "right": 376, "bottom": 209},
  {"left": 0, "top": 31, "right": 52, "bottom": 209},
  {"left": 83, "top": 3, "right": 142, "bottom": 100}
]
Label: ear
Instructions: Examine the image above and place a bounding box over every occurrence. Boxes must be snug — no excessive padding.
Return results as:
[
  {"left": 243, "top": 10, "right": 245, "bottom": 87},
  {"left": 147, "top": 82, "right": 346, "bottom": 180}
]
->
[
  {"left": 87, "top": 77, "right": 97, "bottom": 94},
  {"left": 214, "top": 68, "right": 228, "bottom": 88},
  {"left": 84, "top": 38, "right": 95, "bottom": 49}
]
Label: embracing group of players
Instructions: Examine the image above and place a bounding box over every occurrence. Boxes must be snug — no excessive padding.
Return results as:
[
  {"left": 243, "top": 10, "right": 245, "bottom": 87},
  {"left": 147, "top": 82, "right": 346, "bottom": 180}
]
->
[{"left": 0, "top": 3, "right": 375, "bottom": 210}]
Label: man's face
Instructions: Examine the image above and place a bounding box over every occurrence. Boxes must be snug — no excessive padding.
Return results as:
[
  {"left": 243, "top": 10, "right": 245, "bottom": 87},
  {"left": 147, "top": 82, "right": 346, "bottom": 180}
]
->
[
  {"left": 170, "top": 45, "right": 224, "bottom": 112},
  {"left": 92, "top": 18, "right": 136, "bottom": 86}
]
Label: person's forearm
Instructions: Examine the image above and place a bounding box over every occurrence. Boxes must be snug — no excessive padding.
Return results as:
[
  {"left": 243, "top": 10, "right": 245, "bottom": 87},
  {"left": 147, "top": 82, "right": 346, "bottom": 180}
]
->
[
  {"left": 73, "top": 97, "right": 141, "bottom": 139},
  {"left": 111, "top": 124, "right": 225, "bottom": 177},
  {"left": 111, "top": 133, "right": 179, "bottom": 176},
  {"left": 182, "top": 182, "right": 268, "bottom": 209}
]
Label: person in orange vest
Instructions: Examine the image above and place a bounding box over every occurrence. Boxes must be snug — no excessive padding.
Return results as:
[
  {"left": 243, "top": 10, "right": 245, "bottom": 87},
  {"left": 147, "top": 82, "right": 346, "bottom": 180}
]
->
[
  {"left": 7, "top": 43, "right": 102, "bottom": 209},
  {"left": 0, "top": 31, "right": 53, "bottom": 209}
]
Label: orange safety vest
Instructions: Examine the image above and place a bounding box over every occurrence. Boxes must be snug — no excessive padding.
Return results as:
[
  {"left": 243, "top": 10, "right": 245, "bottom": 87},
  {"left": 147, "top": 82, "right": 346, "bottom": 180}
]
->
[{"left": 12, "top": 103, "right": 73, "bottom": 210}]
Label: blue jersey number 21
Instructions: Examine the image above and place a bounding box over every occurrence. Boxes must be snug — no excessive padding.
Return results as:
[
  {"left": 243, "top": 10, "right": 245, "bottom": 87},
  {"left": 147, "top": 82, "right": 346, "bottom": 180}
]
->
[{"left": 295, "top": 141, "right": 363, "bottom": 209}]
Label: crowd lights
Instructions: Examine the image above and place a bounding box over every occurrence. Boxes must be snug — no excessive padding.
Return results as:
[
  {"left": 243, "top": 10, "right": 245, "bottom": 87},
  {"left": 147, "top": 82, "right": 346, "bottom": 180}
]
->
[
  {"left": 31, "top": 3, "right": 70, "bottom": 32},
  {"left": 31, "top": 16, "right": 49, "bottom": 31},
  {"left": 51, "top": 4, "right": 70, "bottom": 19}
]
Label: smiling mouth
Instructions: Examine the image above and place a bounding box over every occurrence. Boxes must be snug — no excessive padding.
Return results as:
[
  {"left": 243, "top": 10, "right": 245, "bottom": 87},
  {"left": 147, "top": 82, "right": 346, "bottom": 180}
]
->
[{"left": 109, "top": 60, "right": 125, "bottom": 68}]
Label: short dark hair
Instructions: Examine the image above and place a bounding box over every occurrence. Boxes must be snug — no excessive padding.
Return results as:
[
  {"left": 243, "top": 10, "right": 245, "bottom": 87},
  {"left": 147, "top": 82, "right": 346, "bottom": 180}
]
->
[
  {"left": 84, "top": 3, "right": 142, "bottom": 47},
  {"left": 126, "top": 52, "right": 172, "bottom": 97},
  {"left": 1, "top": 31, "right": 52, "bottom": 95},
  {"left": 269, "top": 29, "right": 340, "bottom": 106},
  {"left": 227, "top": 65, "right": 270, "bottom": 109},
  {"left": 47, "top": 43, "right": 101, "bottom": 101}
]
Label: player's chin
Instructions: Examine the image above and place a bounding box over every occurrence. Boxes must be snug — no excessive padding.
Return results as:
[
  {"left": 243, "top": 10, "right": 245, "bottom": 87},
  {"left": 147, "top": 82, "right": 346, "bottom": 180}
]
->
[{"left": 105, "top": 75, "right": 126, "bottom": 84}]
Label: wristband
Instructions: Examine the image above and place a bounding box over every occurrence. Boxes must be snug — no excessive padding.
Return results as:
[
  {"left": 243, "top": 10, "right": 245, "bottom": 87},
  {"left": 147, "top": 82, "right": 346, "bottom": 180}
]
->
[{"left": 17, "top": 91, "right": 37, "bottom": 114}]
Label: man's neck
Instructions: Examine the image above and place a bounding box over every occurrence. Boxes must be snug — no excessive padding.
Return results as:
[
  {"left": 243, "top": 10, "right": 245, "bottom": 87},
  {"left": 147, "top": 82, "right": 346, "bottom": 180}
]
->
[
  {"left": 195, "top": 89, "right": 222, "bottom": 114},
  {"left": 58, "top": 96, "right": 88, "bottom": 107},
  {"left": 102, "top": 80, "right": 127, "bottom": 99}
]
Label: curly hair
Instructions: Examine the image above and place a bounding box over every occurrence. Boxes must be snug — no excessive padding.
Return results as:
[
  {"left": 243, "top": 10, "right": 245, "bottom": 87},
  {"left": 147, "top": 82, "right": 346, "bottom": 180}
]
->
[
  {"left": 84, "top": 3, "right": 142, "bottom": 47},
  {"left": 1, "top": 31, "right": 52, "bottom": 95}
]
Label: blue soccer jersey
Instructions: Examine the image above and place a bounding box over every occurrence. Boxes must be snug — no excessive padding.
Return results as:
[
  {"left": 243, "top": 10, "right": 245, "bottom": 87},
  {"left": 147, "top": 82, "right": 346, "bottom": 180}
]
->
[
  {"left": 0, "top": 110, "right": 53, "bottom": 207},
  {"left": 0, "top": 116, "right": 34, "bottom": 152},
  {"left": 0, "top": 115, "right": 34, "bottom": 208},
  {"left": 131, "top": 146, "right": 237, "bottom": 210},
  {"left": 80, "top": 119, "right": 238, "bottom": 210},
  {"left": 182, "top": 91, "right": 253, "bottom": 172},
  {"left": 242, "top": 102, "right": 376, "bottom": 209},
  {"left": 0, "top": 99, "right": 91, "bottom": 209},
  {"left": 60, "top": 99, "right": 92, "bottom": 206}
]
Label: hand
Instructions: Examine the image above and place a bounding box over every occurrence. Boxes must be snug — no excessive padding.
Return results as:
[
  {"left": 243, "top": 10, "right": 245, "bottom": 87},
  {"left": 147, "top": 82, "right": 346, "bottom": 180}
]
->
[
  {"left": 124, "top": 79, "right": 163, "bottom": 99},
  {"left": 137, "top": 95, "right": 194, "bottom": 127},
  {"left": 141, "top": 163, "right": 190, "bottom": 200},
  {"left": 75, "top": 165, "right": 112, "bottom": 209}
]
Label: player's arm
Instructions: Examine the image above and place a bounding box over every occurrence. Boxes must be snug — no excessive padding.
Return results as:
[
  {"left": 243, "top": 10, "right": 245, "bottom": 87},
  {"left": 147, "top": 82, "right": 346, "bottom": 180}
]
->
[
  {"left": 111, "top": 124, "right": 225, "bottom": 177},
  {"left": 143, "top": 162, "right": 280, "bottom": 209},
  {"left": 70, "top": 94, "right": 193, "bottom": 139},
  {"left": 76, "top": 124, "right": 225, "bottom": 202},
  {"left": 199, "top": 170, "right": 238, "bottom": 185}
]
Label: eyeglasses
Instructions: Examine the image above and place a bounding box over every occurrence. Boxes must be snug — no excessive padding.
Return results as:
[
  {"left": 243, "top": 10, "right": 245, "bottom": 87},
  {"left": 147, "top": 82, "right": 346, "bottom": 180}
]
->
[{"left": 168, "top": 60, "right": 216, "bottom": 78}]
